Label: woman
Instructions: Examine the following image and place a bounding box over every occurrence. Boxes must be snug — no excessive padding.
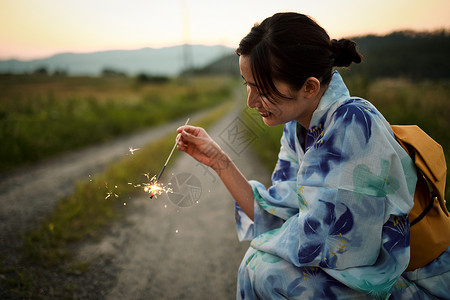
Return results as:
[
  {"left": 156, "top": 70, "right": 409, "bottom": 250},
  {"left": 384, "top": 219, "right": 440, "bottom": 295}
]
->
[{"left": 176, "top": 12, "right": 450, "bottom": 299}]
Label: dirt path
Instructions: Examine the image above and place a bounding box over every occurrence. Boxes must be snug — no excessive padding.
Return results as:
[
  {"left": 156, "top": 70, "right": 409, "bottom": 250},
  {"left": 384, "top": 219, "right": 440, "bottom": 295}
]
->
[{"left": 0, "top": 101, "right": 273, "bottom": 299}]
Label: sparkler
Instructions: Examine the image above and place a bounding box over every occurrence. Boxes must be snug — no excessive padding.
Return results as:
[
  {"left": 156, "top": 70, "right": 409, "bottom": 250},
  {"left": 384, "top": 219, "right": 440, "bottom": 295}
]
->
[
  {"left": 101, "top": 118, "right": 189, "bottom": 201},
  {"left": 149, "top": 118, "right": 190, "bottom": 198}
]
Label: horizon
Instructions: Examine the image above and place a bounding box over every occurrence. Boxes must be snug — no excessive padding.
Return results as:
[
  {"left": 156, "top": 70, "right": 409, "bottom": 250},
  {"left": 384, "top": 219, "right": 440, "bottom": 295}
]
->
[
  {"left": 1, "top": 0, "right": 450, "bottom": 60},
  {"left": 1, "top": 44, "right": 234, "bottom": 62}
]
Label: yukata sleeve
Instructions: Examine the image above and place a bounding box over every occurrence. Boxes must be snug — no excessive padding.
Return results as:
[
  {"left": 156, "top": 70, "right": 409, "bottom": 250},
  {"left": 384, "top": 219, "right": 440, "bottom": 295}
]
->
[
  {"left": 235, "top": 121, "right": 300, "bottom": 241},
  {"left": 248, "top": 101, "right": 417, "bottom": 298}
]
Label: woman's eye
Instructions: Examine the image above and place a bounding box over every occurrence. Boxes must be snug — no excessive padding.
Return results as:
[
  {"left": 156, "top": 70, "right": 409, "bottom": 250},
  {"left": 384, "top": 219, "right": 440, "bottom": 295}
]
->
[{"left": 259, "top": 93, "right": 268, "bottom": 99}]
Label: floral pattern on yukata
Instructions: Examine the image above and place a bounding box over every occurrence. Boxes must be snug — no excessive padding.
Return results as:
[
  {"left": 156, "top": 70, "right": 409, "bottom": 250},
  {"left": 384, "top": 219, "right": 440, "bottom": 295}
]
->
[{"left": 298, "top": 200, "right": 353, "bottom": 268}]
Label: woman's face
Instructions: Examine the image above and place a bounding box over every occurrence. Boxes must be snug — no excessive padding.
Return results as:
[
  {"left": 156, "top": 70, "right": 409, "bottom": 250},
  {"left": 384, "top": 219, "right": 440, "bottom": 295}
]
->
[{"left": 239, "top": 55, "right": 321, "bottom": 128}]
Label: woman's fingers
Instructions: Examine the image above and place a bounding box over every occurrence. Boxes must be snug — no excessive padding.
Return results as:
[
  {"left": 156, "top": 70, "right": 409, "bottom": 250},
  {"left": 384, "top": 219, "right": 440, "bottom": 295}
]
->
[
  {"left": 176, "top": 133, "right": 184, "bottom": 149},
  {"left": 175, "top": 125, "right": 225, "bottom": 169},
  {"left": 177, "top": 125, "right": 212, "bottom": 145},
  {"left": 176, "top": 129, "right": 200, "bottom": 153},
  {"left": 177, "top": 125, "right": 201, "bottom": 135},
  {"left": 176, "top": 130, "right": 194, "bottom": 150}
]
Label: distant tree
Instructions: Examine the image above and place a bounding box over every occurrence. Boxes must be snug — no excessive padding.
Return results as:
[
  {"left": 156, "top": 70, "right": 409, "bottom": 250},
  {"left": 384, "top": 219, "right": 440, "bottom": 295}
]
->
[
  {"left": 136, "top": 73, "right": 170, "bottom": 84},
  {"left": 101, "top": 68, "right": 127, "bottom": 77},
  {"left": 53, "top": 68, "right": 68, "bottom": 76},
  {"left": 33, "top": 66, "right": 48, "bottom": 75}
]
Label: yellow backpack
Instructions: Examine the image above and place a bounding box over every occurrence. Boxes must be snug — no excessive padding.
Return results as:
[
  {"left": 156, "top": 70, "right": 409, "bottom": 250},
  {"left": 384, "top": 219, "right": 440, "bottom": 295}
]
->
[{"left": 391, "top": 125, "right": 450, "bottom": 271}]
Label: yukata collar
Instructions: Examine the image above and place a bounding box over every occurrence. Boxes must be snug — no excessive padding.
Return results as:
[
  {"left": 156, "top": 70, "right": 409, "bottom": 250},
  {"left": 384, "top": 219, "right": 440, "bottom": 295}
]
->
[{"left": 307, "top": 71, "right": 351, "bottom": 130}]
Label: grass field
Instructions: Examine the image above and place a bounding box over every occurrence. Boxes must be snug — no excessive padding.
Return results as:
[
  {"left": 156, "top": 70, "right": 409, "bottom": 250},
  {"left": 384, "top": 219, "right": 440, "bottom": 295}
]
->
[
  {"left": 0, "top": 74, "right": 236, "bottom": 172},
  {"left": 242, "top": 75, "right": 450, "bottom": 208}
]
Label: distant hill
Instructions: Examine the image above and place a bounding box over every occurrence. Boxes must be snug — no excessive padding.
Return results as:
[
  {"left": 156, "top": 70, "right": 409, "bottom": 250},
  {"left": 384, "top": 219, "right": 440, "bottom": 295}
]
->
[
  {"left": 0, "top": 45, "right": 234, "bottom": 76},
  {"left": 181, "top": 53, "right": 240, "bottom": 77}
]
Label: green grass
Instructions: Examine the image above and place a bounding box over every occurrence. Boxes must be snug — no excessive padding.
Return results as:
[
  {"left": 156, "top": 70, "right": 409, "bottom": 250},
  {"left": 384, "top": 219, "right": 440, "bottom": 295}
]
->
[
  {"left": 240, "top": 105, "right": 284, "bottom": 172},
  {"left": 242, "top": 76, "right": 450, "bottom": 207},
  {"left": 0, "top": 74, "right": 236, "bottom": 172}
]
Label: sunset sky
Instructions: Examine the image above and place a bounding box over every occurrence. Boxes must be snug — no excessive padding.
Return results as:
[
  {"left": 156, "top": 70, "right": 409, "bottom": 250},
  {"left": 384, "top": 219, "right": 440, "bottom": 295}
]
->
[{"left": 1, "top": 0, "right": 449, "bottom": 60}]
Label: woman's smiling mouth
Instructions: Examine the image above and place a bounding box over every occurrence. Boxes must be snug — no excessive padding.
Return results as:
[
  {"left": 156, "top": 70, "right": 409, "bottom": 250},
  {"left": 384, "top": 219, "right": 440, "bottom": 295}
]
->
[{"left": 258, "top": 110, "right": 271, "bottom": 118}]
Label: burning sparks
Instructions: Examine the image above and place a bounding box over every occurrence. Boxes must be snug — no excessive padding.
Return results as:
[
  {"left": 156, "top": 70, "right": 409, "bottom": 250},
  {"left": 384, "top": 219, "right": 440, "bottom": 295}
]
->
[
  {"left": 129, "top": 118, "right": 188, "bottom": 199},
  {"left": 105, "top": 173, "right": 172, "bottom": 200},
  {"left": 105, "top": 182, "right": 119, "bottom": 199},
  {"left": 144, "top": 184, "right": 163, "bottom": 197},
  {"left": 132, "top": 173, "right": 172, "bottom": 199},
  {"left": 129, "top": 146, "right": 140, "bottom": 155}
]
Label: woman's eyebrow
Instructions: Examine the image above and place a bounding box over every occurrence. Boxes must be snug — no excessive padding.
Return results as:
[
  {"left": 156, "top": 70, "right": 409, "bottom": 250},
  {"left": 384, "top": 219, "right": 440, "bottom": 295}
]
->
[{"left": 241, "top": 75, "right": 257, "bottom": 87}]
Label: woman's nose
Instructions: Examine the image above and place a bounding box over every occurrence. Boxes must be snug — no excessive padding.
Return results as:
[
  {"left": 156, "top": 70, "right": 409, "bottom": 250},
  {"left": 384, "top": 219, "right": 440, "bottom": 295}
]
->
[{"left": 247, "top": 88, "right": 260, "bottom": 109}]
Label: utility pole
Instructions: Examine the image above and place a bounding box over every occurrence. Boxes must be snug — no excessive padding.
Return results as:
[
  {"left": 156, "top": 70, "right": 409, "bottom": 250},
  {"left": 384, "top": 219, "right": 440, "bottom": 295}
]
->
[{"left": 180, "top": 0, "right": 193, "bottom": 83}]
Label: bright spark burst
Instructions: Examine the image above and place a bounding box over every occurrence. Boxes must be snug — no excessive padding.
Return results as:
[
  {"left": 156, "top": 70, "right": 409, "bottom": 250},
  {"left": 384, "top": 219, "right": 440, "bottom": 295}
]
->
[
  {"left": 144, "top": 183, "right": 163, "bottom": 196},
  {"left": 105, "top": 182, "right": 119, "bottom": 199},
  {"left": 129, "top": 146, "right": 140, "bottom": 155},
  {"left": 105, "top": 192, "right": 119, "bottom": 199},
  {"left": 132, "top": 174, "right": 172, "bottom": 199}
]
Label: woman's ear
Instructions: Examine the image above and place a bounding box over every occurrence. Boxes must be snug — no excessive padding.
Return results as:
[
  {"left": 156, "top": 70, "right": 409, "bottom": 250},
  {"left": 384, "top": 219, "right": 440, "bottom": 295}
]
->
[{"left": 302, "top": 77, "right": 321, "bottom": 99}]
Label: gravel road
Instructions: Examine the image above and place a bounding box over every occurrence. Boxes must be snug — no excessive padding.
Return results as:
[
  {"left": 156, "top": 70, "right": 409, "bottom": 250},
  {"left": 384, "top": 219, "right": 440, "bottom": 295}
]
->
[{"left": 0, "top": 101, "right": 272, "bottom": 299}]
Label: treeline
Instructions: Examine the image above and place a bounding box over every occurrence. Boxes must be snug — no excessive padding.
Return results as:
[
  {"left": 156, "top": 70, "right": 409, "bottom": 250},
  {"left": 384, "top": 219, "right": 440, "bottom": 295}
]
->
[
  {"left": 191, "top": 30, "right": 450, "bottom": 81},
  {"left": 347, "top": 30, "right": 450, "bottom": 80},
  {"left": 4, "top": 66, "right": 171, "bottom": 84}
]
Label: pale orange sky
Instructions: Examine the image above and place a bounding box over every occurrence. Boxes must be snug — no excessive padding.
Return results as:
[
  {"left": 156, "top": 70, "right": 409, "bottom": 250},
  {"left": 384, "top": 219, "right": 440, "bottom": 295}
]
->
[{"left": 1, "top": 0, "right": 449, "bottom": 60}]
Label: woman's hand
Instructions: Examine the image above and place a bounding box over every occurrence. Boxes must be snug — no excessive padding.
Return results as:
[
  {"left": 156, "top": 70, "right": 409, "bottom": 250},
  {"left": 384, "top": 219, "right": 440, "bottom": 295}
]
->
[
  {"left": 176, "top": 125, "right": 231, "bottom": 174},
  {"left": 176, "top": 125, "right": 255, "bottom": 219}
]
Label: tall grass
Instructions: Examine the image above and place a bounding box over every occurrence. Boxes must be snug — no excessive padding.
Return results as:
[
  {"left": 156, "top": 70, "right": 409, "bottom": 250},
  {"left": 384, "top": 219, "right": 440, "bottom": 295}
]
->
[
  {"left": 242, "top": 76, "right": 450, "bottom": 207},
  {"left": 0, "top": 75, "right": 235, "bottom": 172}
]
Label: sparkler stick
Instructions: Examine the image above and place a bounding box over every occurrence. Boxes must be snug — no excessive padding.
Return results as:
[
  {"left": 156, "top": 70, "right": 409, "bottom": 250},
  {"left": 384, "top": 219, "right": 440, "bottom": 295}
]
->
[
  {"left": 156, "top": 117, "right": 190, "bottom": 181},
  {"left": 148, "top": 118, "right": 190, "bottom": 199}
]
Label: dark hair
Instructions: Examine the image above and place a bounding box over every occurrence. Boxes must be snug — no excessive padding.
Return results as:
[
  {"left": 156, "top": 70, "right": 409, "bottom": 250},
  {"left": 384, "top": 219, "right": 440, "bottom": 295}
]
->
[{"left": 236, "top": 12, "right": 362, "bottom": 101}]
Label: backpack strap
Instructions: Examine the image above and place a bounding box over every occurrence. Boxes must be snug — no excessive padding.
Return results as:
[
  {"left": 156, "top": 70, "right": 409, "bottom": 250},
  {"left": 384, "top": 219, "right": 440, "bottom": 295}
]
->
[{"left": 409, "top": 190, "right": 436, "bottom": 227}]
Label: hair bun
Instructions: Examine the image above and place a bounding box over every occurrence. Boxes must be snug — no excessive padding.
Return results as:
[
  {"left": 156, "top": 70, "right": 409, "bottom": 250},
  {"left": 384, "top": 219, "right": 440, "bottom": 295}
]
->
[{"left": 331, "top": 39, "right": 363, "bottom": 67}]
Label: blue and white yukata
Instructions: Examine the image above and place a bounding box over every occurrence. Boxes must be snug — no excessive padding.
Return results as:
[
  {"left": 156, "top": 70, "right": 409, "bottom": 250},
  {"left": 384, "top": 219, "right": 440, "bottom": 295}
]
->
[{"left": 235, "top": 71, "right": 450, "bottom": 299}]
